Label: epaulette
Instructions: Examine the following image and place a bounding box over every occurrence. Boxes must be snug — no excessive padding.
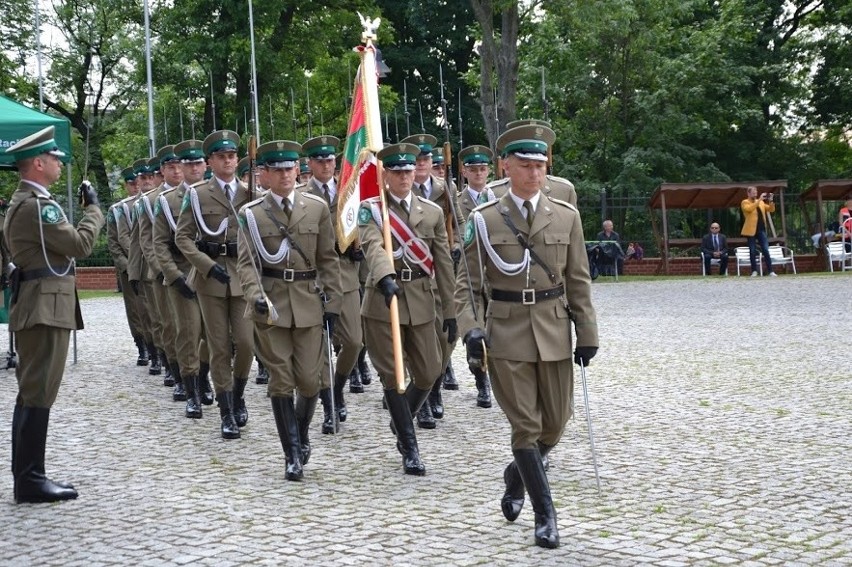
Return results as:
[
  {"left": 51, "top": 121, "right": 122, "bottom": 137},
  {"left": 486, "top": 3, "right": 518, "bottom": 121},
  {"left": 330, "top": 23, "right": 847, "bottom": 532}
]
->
[
  {"left": 546, "top": 174, "right": 573, "bottom": 185},
  {"left": 190, "top": 179, "right": 207, "bottom": 188},
  {"left": 546, "top": 196, "right": 577, "bottom": 212},
  {"left": 472, "top": 200, "right": 500, "bottom": 212},
  {"left": 240, "top": 195, "right": 266, "bottom": 213},
  {"left": 299, "top": 191, "right": 326, "bottom": 205},
  {"left": 486, "top": 178, "right": 510, "bottom": 189},
  {"left": 160, "top": 186, "right": 178, "bottom": 197},
  {"left": 295, "top": 182, "right": 307, "bottom": 189},
  {"left": 415, "top": 195, "right": 442, "bottom": 210},
  {"left": 120, "top": 195, "right": 136, "bottom": 204}
]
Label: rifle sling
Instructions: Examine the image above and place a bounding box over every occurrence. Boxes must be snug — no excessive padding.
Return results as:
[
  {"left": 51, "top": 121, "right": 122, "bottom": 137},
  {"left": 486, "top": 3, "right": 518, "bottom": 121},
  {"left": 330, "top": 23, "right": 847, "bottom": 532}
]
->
[
  {"left": 261, "top": 207, "right": 313, "bottom": 269},
  {"left": 498, "top": 209, "right": 558, "bottom": 285}
]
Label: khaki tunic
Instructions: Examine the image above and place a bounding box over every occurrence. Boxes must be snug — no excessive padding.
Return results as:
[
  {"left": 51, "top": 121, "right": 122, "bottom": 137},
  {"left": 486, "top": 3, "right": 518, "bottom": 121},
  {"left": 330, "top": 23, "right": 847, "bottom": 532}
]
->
[
  {"left": 4, "top": 180, "right": 104, "bottom": 407},
  {"left": 174, "top": 177, "right": 253, "bottom": 392},
  {"left": 236, "top": 190, "right": 342, "bottom": 397},
  {"left": 358, "top": 194, "right": 455, "bottom": 390},
  {"left": 127, "top": 193, "right": 161, "bottom": 347},
  {"left": 107, "top": 203, "right": 143, "bottom": 339},
  {"left": 455, "top": 192, "right": 597, "bottom": 449},
  {"left": 487, "top": 174, "right": 578, "bottom": 207}
]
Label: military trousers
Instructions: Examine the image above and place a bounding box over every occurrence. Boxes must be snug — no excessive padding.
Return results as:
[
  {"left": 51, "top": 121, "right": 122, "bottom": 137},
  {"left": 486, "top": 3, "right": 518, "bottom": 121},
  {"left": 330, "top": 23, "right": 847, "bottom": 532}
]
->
[
  {"left": 118, "top": 270, "right": 143, "bottom": 340},
  {"left": 139, "top": 280, "right": 162, "bottom": 349},
  {"left": 364, "top": 318, "right": 442, "bottom": 391},
  {"left": 255, "top": 322, "right": 323, "bottom": 398},
  {"left": 164, "top": 284, "right": 204, "bottom": 376},
  {"left": 150, "top": 279, "right": 178, "bottom": 364},
  {"left": 15, "top": 325, "right": 70, "bottom": 408},
  {"left": 320, "top": 288, "right": 362, "bottom": 387},
  {"left": 488, "top": 356, "right": 574, "bottom": 450},
  {"left": 134, "top": 281, "right": 154, "bottom": 346},
  {"left": 196, "top": 293, "right": 253, "bottom": 394},
  {"left": 433, "top": 290, "right": 458, "bottom": 368}
]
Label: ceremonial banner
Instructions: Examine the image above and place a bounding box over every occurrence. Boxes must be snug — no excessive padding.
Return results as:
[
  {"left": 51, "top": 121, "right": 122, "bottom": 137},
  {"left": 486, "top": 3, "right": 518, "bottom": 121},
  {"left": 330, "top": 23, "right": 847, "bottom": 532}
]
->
[{"left": 336, "top": 44, "right": 384, "bottom": 249}]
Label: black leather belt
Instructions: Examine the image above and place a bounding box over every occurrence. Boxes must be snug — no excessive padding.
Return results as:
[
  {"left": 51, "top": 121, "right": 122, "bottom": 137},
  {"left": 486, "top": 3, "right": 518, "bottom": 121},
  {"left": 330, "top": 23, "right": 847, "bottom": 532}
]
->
[
  {"left": 490, "top": 285, "right": 563, "bottom": 305},
  {"left": 19, "top": 266, "right": 75, "bottom": 282},
  {"left": 262, "top": 268, "right": 317, "bottom": 282},
  {"left": 395, "top": 268, "right": 429, "bottom": 282},
  {"left": 196, "top": 240, "right": 238, "bottom": 258}
]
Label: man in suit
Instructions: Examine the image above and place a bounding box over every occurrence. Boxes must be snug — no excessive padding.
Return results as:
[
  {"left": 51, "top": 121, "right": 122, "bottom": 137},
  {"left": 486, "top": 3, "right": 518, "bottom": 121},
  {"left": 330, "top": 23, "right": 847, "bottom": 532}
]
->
[
  {"left": 358, "top": 143, "right": 456, "bottom": 476},
  {"left": 175, "top": 130, "right": 255, "bottom": 439},
  {"left": 701, "top": 223, "right": 728, "bottom": 276},
  {"left": 236, "top": 140, "right": 342, "bottom": 480},
  {"left": 4, "top": 126, "right": 104, "bottom": 503},
  {"left": 456, "top": 124, "right": 598, "bottom": 548}
]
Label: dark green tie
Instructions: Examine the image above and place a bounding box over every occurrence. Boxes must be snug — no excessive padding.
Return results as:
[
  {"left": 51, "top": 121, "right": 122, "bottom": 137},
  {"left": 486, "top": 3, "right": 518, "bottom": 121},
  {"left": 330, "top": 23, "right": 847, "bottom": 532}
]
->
[
  {"left": 282, "top": 198, "right": 291, "bottom": 219},
  {"left": 523, "top": 200, "right": 534, "bottom": 228}
]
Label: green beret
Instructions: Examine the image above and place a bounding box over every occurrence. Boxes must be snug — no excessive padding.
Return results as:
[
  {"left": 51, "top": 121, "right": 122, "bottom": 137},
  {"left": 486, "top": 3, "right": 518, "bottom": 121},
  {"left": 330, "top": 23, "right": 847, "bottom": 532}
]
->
[
  {"left": 257, "top": 140, "right": 301, "bottom": 169},
  {"left": 156, "top": 145, "right": 178, "bottom": 165},
  {"left": 459, "top": 145, "right": 494, "bottom": 165},
  {"left": 303, "top": 135, "right": 340, "bottom": 159},
  {"left": 377, "top": 143, "right": 421, "bottom": 170},
  {"left": 400, "top": 134, "right": 437, "bottom": 156},
  {"left": 505, "top": 118, "right": 552, "bottom": 131},
  {"left": 203, "top": 129, "right": 240, "bottom": 156},
  {"left": 121, "top": 166, "right": 137, "bottom": 182},
  {"left": 5, "top": 126, "right": 67, "bottom": 163},
  {"left": 174, "top": 139, "right": 205, "bottom": 162},
  {"left": 496, "top": 124, "right": 555, "bottom": 161},
  {"left": 204, "top": 166, "right": 213, "bottom": 180}
]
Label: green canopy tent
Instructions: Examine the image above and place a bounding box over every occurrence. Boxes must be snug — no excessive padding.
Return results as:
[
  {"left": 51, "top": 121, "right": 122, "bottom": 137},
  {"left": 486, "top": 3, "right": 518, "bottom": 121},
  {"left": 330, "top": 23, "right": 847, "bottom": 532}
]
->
[{"left": 0, "top": 95, "right": 73, "bottom": 170}]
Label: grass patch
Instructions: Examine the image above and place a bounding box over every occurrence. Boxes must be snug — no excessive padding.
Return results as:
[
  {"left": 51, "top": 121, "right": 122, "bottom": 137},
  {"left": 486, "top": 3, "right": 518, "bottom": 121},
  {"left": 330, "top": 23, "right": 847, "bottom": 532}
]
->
[
  {"left": 698, "top": 399, "right": 710, "bottom": 407},
  {"left": 599, "top": 530, "right": 612, "bottom": 537},
  {"left": 79, "top": 290, "right": 120, "bottom": 300},
  {"left": 774, "top": 408, "right": 791, "bottom": 417}
]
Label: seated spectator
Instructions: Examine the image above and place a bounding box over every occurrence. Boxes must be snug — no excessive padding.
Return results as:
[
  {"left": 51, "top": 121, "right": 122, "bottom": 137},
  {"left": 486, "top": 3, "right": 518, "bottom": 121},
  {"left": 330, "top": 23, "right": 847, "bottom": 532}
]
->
[
  {"left": 700, "top": 222, "right": 728, "bottom": 276},
  {"left": 625, "top": 242, "right": 643, "bottom": 261}
]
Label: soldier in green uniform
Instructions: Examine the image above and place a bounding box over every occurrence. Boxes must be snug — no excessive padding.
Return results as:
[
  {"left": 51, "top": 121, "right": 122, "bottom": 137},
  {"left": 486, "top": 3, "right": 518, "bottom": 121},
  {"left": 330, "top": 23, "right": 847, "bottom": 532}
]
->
[
  {"left": 236, "top": 140, "right": 342, "bottom": 480},
  {"left": 400, "top": 134, "right": 459, "bottom": 425},
  {"left": 456, "top": 124, "right": 598, "bottom": 548},
  {"left": 302, "top": 135, "right": 365, "bottom": 432},
  {"left": 358, "top": 143, "right": 456, "bottom": 476},
  {"left": 297, "top": 157, "right": 312, "bottom": 185},
  {"left": 174, "top": 130, "right": 254, "bottom": 439},
  {"left": 4, "top": 126, "right": 105, "bottom": 503},
  {"left": 106, "top": 166, "right": 148, "bottom": 365}
]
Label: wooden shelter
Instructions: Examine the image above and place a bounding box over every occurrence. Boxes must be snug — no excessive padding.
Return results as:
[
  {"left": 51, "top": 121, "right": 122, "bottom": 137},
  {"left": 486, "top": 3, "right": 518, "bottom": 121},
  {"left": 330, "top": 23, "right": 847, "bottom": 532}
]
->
[
  {"left": 648, "top": 181, "right": 788, "bottom": 274},
  {"left": 799, "top": 179, "right": 852, "bottom": 248}
]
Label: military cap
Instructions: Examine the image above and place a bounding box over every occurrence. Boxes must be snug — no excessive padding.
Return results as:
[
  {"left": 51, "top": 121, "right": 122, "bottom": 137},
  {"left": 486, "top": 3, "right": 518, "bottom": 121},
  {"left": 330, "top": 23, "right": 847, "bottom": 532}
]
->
[
  {"left": 257, "top": 140, "right": 301, "bottom": 169},
  {"left": 203, "top": 129, "right": 240, "bottom": 156},
  {"left": 133, "top": 158, "right": 153, "bottom": 175},
  {"left": 146, "top": 156, "right": 161, "bottom": 173},
  {"left": 377, "top": 143, "right": 421, "bottom": 171},
  {"left": 121, "top": 166, "right": 137, "bottom": 182},
  {"left": 156, "top": 145, "right": 179, "bottom": 165},
  {"left": 459, "top": 145, "right": 494, "bottom": 165},
  {"left": 505, "top": 118, "right": 552, "bottom": 130},
  {"left": 5, "top": 125, "right": 67, "bottom": 163},
  {"left": 174, "top": 139, "right": 205, "bottom": 163},
  {"left": 400, "top": 134, "right": 437, "bottom": 156},
  {"left": 496, "top": 124, "right": 555, "bottom": 162},
  {"left": 431, "top": 148, "right": 444, "bottom": 164},
  {"left": 237, "top": 156, "right": 251, "bottom": 178},
  {"left": 303, "top": 135, "right": 340, "bottom": 159},
  {"left": 204, "top": 166, "right": 213, "bottom": 180},
  {"left": 299, "top": 157, "right": 311, "bottom": 174}
]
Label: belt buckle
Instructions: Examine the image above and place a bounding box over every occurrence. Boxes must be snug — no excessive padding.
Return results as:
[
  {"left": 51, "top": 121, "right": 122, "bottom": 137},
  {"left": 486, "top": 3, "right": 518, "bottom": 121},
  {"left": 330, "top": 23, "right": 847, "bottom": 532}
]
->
[
  {"left": 400, "top": 268, "right": 412, "bottom": 282},
  {"left": 283, "top": 269, "right": 295, "bottom": 282},
  {"left": 218, "top": 243, "right": 228, "bottom": 256},
  {"left": 522, "top": 288, "right": 536, "bottom": 305}
]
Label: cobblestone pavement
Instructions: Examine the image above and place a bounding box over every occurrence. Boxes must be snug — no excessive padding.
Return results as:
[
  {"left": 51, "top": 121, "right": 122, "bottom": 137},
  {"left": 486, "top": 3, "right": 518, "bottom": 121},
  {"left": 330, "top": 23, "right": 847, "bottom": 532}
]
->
[{"left": 1, "top": 274, "right": 850, "bottom": 566}]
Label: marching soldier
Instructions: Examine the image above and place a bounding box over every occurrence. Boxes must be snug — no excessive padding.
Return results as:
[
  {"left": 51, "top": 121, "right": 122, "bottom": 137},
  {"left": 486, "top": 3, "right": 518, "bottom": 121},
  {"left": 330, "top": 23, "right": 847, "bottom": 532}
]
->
[
  {"left": 174, "top": 130, "right": 254, "bottom": 439},
  {"left": 302, "top": 135, "right": 364, "bottom": 432},
  {"left": 297, "top": 157, "right": 312, "bottom": 185},
  {"left": 456, "top": 144, "right": 495, "bottom": 409},
  {"left": 358, "top": 143, "right": 456, "bottom": 476},
  {"left": 5, "top": 126, "right": 105, "bottom": 503},
  {"left": 106, "top": 166, "right": 148, "bottom": 365},
  {"left": 236, "top": 140, "right": 342, "bottom": 480},
  {"left": 487, "top": 119, "right": 578, "bottom": 206},
  {"left": 455, "top": 125, "right": 598, "bottom": 548},
  {"left": 430, "top": 148, "right": 457, "bottom": 193}
]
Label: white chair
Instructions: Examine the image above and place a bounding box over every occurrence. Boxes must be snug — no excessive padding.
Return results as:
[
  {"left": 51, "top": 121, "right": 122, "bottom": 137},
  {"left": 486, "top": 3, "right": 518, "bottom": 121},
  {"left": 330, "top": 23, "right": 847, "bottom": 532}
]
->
[
  {"left": 700, "top": 251, "right": 721, "bottom": 276},
  {"left": 767, "top": 246, "right": 796, "bottom": 274},
  {"left": 735, "top": 246, "right": 761, "bottom": 276},
  {"left": 825, "top": 241, "right": 852, "bottom": 272}
]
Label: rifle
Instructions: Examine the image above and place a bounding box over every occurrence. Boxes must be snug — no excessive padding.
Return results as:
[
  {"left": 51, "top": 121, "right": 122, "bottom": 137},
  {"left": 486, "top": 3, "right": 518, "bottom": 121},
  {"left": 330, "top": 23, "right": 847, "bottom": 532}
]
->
[
  {"left": 305, "top": 77, "right": 313, "bottom": 138},
  {"left": 457, "top": 88, "right": 465, "bottom": 189},
  {"left": 290, "top": 87, "right": 298, "bottom": 140},
  {"left": 403, "top": 79, "right": 411, "bottom": 137}
]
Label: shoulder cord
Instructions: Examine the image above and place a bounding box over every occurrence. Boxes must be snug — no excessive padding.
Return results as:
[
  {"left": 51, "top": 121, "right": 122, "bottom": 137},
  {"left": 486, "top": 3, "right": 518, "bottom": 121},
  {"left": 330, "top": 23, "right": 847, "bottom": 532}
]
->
[
  {"left": 244, "top": 207, "right": 290, "bottom": 264},
  {"left": 157, "top": 193, "right": 178, "bottom": 232},
  {"left": 142, "top": 194, "right": 156, "bottom": 223},
  {"left": 121, "top": 201, "right": 134, "bottom": 229},
  {"left": 368, "top": 202, "right": 433, "bottom": 275},
  {"left": 472, "top": 210, "right": 529, "bottom": 277},
  {"left": 35, "top": 198, "right": 75, "bottom": 277},
  {"left": 189, "top": 187, "right": 228, "bottom": 237},
  {"left": 497, "top": 208, "right": 558, "bottom": 285},
  {"left": 260, "top": 207, "right": 312, "bottom": 268}
]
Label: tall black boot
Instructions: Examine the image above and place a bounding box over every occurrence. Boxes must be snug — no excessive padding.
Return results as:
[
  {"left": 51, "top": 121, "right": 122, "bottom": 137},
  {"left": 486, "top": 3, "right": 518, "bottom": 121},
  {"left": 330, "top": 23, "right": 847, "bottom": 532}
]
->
[
  {"left": 255, "top": 357, "right": 269, "bottom": 385},
  {"left": 357, "top": 347, "right": 372, "bottom": 385},
  {"left": 13, "top": 407, "right": 78, "bottom": 504},
  {"left": 183, "top": 375, "right": 202, "bottom": 419},
  {"left": 171, "top": 362, "right": 186, "bottom": 401},
  {"left": 271, "top": 396, "right": 304, "bottom": 481},
  {"left": 148, "top": 343, "right": 162, "bottom": 375},
  {"left": 199, "top": 362, "right": 214, "bottom": 406},
  {"left": 428, "top": 378, "right": 444, "bottom": 419},
  {"left": 319, "top": 388, "right": 338, "bottom": 434},
  {"left": 349, "top": 366, "right": 364, "bottom": 393},
  {"left": 11, "top": 400, "right": 21, "bottom": 473},
  {"left": 162, "top": 352, "right": 174, "bottom": 386},
  {"left": 233, "top": 377, "right": 249, "bottom": 427},
  {"left": 385, "top": 389, "right": 426, "bottom": 476},
  {"left": 406, "top": 382, "right": 435, "bottom": 430},
  {"left": 134, "top": 335, "right": 148, "bottom": 366},
  {"left": 473, "top": 367, "right": 493, "bottom": 408},
  {"left": 216, "top": 391, "right": 240, "bottom": 439},
  {"left": 442, "top": 360, "right": 458, "bottom": 390},
  {"left": 514, "top": 447, "right": 560, "bottom": 549},
  {"left": 333, "top": 372, "right": 348, "bottom": 422},
  {"left": 294, "top": 393, "right": 318, "bottom": 465},
  {"left": 501, "top": 443, "right": 552, "bottom": 522}
]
